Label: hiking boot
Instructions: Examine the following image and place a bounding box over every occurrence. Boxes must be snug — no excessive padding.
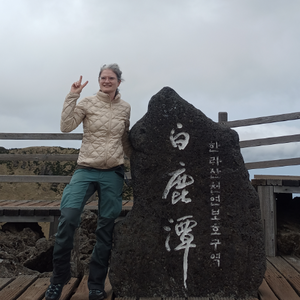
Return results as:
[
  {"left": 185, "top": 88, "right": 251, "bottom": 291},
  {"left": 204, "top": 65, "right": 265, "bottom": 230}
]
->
[
  {"left": 45, "top": 275, "right": 71, "bottom": 300},
  {"left": 45, "top": 282, "right": 65, "bottom": 300},
  {"left": 89, "top": 289, "right": 107, "bottom": 300}
]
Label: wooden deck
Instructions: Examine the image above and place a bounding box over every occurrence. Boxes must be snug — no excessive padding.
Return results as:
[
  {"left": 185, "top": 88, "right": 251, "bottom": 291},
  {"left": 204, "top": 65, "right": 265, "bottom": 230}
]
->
[
  {"left": 251, "top": 175, "right": 300, "bottom": 257},
  {"left": 0, "top": 199, "right": 133, "bottom": 237},
  {"left": 0, "top": 199, "right": 134, "bottom": 218},
  {"left": 0, "top": 255, "right": 299, "bottom": 300}
]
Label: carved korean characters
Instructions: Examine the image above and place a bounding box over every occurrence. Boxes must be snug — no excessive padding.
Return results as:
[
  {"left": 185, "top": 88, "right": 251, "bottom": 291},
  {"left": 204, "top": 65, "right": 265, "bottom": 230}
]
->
[{"left": 209, "top": 141, "right": 222, "bottom": 267}]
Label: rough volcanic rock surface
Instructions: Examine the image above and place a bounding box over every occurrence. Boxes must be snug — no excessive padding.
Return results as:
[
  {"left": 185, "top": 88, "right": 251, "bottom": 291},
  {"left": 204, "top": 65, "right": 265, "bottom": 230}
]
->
[
  {"left": 109, "top": 87, "right": 266, "bottom": 298},
  {"left": 0, "top": 210, "right": 98, "bottom": 278}
]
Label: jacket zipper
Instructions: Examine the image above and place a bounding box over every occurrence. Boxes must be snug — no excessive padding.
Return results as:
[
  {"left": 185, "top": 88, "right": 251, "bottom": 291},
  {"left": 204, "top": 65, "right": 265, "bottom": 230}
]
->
[{"left": 105, "top": 99, "right": 113, "bottom": 167}]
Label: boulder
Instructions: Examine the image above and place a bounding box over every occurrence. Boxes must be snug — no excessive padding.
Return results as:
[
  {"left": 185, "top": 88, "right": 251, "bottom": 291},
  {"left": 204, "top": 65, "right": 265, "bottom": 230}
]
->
[{"left": 109, "top": 87, "right": 265, "bottom": 298}]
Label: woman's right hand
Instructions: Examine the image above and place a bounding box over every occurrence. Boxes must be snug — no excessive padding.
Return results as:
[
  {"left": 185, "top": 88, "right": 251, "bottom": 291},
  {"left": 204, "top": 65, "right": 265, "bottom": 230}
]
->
[{"left": 70, "top": 76, "right": 88, "bottom": 94}]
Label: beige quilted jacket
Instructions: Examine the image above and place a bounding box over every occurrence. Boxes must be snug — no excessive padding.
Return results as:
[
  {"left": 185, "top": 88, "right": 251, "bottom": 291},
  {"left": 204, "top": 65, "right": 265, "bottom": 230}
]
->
[{"left": 61, "top": 91, "right": 132, "bottom": 169}]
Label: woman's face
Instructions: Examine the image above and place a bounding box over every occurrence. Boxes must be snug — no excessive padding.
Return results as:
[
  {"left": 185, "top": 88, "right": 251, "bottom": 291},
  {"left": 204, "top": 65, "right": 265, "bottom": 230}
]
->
[{"left": 99, "top": 69, "right": 121, "bottom": 95}]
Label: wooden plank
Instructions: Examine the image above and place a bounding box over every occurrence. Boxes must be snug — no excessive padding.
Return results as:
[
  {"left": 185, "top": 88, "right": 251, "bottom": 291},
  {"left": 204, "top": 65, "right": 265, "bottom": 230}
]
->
[
  {"left": 268, "top": 256, "right": 300, "bottom": 295},
  {"left": 0, "top": 200, "right": 31, "bottom": 207},
  {"left": 86, "top": 200, "right": 98, "bottom": 206},
  {"left": 0, "top": 275, "right": 38, "bottom": 300},
  {"left": 13, "top": 201, "right": 57, "bottom": 217},
  {"left": 240, "top": 134, "right": 300, "bottom": 148},
  {"left": 253, "top": 177, "right": 300, "bottom": 189},
  {"left": 274, "top": 186, "right": 300, "bottom": 194},
  {"left": 54, "top": 277, "right": 79, "bottom": 300},
  {"left": 19, "top": 207, "right": 61, "bottom": 213},
  {"left": 0, "top": 200, "right": 11, "bottom": 204},
  {"left": 245, "top": 158, "right": 300, "bottom": 170},
  {"left": 0, "top": 200, "right": 20, "bottom": 206},
  {"left": 140, "top": 298, "right": 162, "bottom": 300},
  {"left": 17, "top": 277, "right": 49, "bottom": 300},
  {"left": 104, "top": 275, "right": 113, "bottom": 300},
  {"left": 19, "top": 208, "right": 36, "bottom": 216},
  {"left": 3, "top": 208, "right": 20, "bottom": 216},
  {"left": 210, "top": 297, "right": 237, "bottom": 300},
  {"left": 266, "top": 179, "right": 283, "bottom": 186},
  {"left": 0, "top": 201, "right": 19, "bottom": 216},
  {"left": 251, "top": 179, "right": 267, "bottom": 187},
  {"left": 123, "top": 200, "right": 133, "bottom": 210},
  {"left": 0, "top": 202, "right": 60, "bottom": 209},
  {"left": 0, "top": 154, "right": 78, "bottom": 161},
  {"left": 32, "top": 201, "right": 56, "bottom": 216},
  {"left": 26, "top": 200, "right": 55, "bottom": 207},
  {"left": 0, "top": 200, "right": 53, "bottom": 207},
  {"left": 0, "top": 175, "right": 72, "bottom": 183},
  {"left": 69, "top": 275, "right": 112, "bottom": 300},
  {"left": 50, "top": 201, "right": 61, "bottom": 207},
  {"left": 123, "top": 200, "right": 134, "bottom": 207},
  {"left": 0, "top": 132, "right": 83, "bottom": 140},
  {"left": 282, "top": 255, "right": 300, "bottom": 273},
  {"left": 0, "top": 278, "right": 13, "bottom": 290},
  {"left": 282, "top": 180, "right": 300, "bottom": 187},
  {"left": 0, "top": 215, "right": 54, "bottom": 223},
  {"left": 264, "top": 261, "right": 300, "bottom": 300},
  {"left": 34, "top": 209, "right": 50, "bottom": 216},
  {"left": 221, "top": 111, "right": 300, "bottom": 128},
  {"left": 257, "top": 186, "right": 277, "bottom": 256},
  {"left": 70, "top": 275, "right": 88, "bottom": 300},
  {"left": 254, "top": 175, "right": 300, "bottom": 180},
  {"left": 258, "top": 279, "right": 279, "bottom": 300}
]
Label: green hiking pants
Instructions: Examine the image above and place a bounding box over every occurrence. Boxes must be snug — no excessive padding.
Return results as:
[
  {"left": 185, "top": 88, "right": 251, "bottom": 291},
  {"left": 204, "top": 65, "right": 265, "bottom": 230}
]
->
[{"left": 50, "top": 166, "right": 124, "bottom": 291}]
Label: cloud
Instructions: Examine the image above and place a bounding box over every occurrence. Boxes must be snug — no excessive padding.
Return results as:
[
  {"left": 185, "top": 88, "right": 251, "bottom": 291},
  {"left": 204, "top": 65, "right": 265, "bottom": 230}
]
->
[{"left": 1, "top": 0, "right": 300, "bottom": 179}]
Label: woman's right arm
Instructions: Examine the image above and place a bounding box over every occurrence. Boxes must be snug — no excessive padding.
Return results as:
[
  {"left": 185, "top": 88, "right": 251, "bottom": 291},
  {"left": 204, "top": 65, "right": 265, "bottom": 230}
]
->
[{"left": 60, "top": 76, "right": 88, "bottom": 132}]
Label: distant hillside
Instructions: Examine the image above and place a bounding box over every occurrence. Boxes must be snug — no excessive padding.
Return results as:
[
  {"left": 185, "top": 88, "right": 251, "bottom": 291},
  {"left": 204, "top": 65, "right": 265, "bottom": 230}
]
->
[{"left": 0, "top": 146, "right": 132, "bottom": 200}]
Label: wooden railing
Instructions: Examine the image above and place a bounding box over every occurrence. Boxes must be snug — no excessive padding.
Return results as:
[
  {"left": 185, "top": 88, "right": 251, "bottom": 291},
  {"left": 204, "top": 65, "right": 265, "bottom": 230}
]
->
[
  {"left": 218, "top": 111, "right": 300, "bottom": 170},
  {"left": 0, "top": 133, "right": 81, "bottom": 183},
  {"left": 1, "top": 109, "right": 300, "bottom": 184}
]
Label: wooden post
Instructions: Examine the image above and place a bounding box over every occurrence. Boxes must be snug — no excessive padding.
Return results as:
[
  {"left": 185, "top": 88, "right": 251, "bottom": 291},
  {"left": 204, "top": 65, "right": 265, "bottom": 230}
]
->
[
  {"left": 218, "top": 112, "right": 228, "bottom": 123},
  {"left": 258, "top": 186, "right": 277, "bottom": 256}
]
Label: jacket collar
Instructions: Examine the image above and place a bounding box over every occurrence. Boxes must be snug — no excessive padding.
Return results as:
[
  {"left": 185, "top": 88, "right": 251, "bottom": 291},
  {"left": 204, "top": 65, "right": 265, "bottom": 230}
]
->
[{"left": 97, "top": 90, "right": 121, "bottom": 103}]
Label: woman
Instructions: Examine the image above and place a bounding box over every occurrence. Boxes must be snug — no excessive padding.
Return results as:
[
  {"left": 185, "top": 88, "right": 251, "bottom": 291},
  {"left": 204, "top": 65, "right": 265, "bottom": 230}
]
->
[{"left": 45, "top": 64, "right": 132, "bottom": 300}]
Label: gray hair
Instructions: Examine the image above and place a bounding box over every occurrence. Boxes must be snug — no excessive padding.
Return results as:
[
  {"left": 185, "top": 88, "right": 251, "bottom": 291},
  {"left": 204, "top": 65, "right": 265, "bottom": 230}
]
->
[{"left": 98, "top": 63, "right": 124, "bottom": 82}]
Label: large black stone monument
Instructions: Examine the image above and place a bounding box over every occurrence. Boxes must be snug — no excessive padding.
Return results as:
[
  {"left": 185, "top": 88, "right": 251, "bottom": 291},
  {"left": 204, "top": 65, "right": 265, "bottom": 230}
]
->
[{"left": 109, "top": 87, "right": 265, "bottom": 298}]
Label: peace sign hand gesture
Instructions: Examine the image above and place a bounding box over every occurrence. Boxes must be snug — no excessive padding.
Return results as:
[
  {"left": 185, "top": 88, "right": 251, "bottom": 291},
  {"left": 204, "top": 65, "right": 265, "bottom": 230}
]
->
[{"left": 70, "top": 76, "right": 88, "bottom": 94}]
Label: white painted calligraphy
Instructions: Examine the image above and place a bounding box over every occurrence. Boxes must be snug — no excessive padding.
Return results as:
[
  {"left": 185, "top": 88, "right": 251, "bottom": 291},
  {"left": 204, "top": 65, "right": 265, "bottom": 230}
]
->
[
  {"left": 164, "top": 216, "right": 197, "bottom": 289},
  {"left": 162, "top": 166, "right": 194, "bottom": 200},
  {"left": 163, "top": 122, "right": 196, "bottom": 289},
  {"left": 170, "top": 123, "right": 190, "bottom": 150},
  {"left": 171, "top": 189, "right": 191, "bottom": 204}
]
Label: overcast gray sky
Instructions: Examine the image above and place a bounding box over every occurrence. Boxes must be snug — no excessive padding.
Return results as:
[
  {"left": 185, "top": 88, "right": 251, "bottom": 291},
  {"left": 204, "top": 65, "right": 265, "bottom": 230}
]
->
[{"left": 1, "top": 0, "right": 300, "bottom": 178}]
